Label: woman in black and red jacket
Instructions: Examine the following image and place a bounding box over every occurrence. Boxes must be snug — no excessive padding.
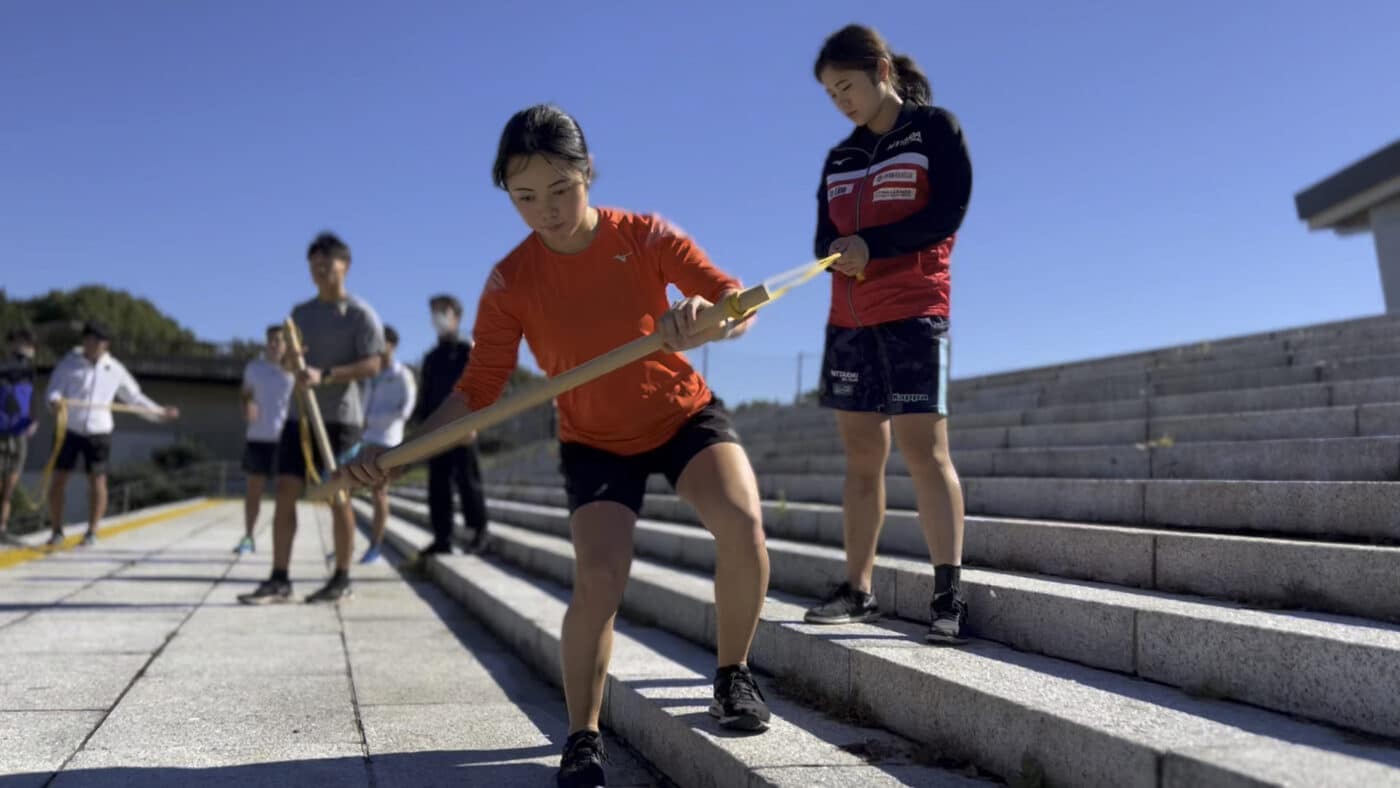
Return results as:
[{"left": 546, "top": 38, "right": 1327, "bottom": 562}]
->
[{"left": 803, "top": 23, "right": 974, "bottom": 645}]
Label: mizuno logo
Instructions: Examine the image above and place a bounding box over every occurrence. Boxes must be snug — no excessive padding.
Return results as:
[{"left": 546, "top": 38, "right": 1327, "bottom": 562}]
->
[{"left": 888, "top": 131, "right": 922, "bottom": 150}]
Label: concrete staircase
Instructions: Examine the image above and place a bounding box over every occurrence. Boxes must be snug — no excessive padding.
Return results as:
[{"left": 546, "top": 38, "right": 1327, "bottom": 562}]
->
[{"left": 384, "top": 313, "right": 1400, "bottom": 787}]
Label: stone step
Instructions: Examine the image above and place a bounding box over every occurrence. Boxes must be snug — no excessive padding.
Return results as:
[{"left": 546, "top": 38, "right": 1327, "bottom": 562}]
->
[
  {"left": 743, "top": 436, "right": 1400, "bottom": 482},
  {"left": 446, "top": 495, "right": 1400, "bottom": 740},
  {"left": 368, "top": 508, "right": 989, "bottom": 787},
  {"left": 730, "top": 377, "right": 1400, "bottom": 437},
  {"left": 471, "top": 483, "right": 1400, "bottom": 623},
  {"left": 418, "top": 508, "right": 1400, "bottom": 787},
  {"left": 951, "top": 346, "right": 1400, "bottom": 409},
  {"left": 956, "top": 313, "right": 1400, "bottom": 390},
  {"left": 481, "top": 468, "right": 1400, "bottom": 547},
  {"left": 740, "top": 403, "right": 1400, "bottom": 454}
]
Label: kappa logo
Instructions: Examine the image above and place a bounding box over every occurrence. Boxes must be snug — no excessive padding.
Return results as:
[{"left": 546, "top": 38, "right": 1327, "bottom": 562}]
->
[
  {"left": 887, "top": 131, "right": 923, "bottom": 150},
  {"left": 827, "top": 184, "right": 854, "bottom": 200}
]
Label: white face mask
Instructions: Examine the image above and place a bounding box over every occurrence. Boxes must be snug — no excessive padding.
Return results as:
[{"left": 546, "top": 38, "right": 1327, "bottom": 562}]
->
[{"left": 431, "top": 311, "right": 455, "bottom": 336}]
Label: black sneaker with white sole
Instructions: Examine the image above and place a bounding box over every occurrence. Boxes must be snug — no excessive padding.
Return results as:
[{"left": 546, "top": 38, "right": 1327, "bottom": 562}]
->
[
  {"left": 556, "top": 729, "right": 607, "bottom": 787},
  {"left": 709, "top": 664, "right": 771, "bottom": 732},
  {"left": 803, "top": 581, "right": 881, "bottom": 624},
  {"left": 305, "top": 577, "right": 351, "bottom": 604},
  {"left": 926, "top": 589, "right": 969, "bottom": 645},
  {"left": 237, "top": 579, "right": 292, "bottom": 605}
]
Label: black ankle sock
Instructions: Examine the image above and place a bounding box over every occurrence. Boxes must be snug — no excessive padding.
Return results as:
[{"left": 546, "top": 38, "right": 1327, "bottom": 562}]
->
[
  {"left": 565, "top": 729, "right": 601, "bottom": 746},
  {"left": 330, "top": 569, "right": 348, "bottom": 585},
  {"left": 270, "top": 569, "right": 290, "bottom": 583},
  {"left": 934, "top": 564, "right": 961, "bottom": 596}
]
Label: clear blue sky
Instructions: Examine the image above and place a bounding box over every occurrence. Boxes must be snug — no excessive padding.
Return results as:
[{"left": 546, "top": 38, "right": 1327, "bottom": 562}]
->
[{"left": 4, "top": 1, "right": 1398, "bottom": 404}]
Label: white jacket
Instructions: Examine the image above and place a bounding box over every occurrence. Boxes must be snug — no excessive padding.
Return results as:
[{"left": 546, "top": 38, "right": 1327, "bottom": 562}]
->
[
  {"left": 362, "top": 360, "right": 417, "bottom": 446},
  {"left": 45, "top": 350, "right": 164, "bottom": 436}
]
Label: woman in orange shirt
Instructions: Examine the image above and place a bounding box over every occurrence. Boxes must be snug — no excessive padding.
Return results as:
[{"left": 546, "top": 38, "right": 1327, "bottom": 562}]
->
[{"left": 341, "top": 104, "right": 772, "bottom": 788}]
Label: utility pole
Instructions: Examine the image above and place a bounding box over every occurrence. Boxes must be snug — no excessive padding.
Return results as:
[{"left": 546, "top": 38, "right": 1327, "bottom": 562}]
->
[{"left": 795, "top": 353, "right": 804, "bottom": 404}]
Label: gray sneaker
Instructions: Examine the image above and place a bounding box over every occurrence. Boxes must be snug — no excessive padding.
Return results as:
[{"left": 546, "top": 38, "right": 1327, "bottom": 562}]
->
[
  {"left": 804, "top": 582, "right": 881, "bottom": 625},
  {"left": 926, "top": 590, "right": 969, "bottom": 645}
]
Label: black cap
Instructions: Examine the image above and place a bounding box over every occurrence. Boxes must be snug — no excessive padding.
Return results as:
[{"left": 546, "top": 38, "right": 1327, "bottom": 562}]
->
[{"left": 81, "top": 321, "right": 112, "bottom": 341}]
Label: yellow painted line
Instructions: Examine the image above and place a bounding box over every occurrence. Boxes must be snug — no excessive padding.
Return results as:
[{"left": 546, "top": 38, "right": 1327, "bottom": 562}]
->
[{"left": 0, "top": 499, "right": 225, "bottom": 571}]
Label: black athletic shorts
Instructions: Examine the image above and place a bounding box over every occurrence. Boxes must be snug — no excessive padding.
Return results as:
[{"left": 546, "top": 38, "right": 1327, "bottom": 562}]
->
[
  {"left": 558, "top": 398, "right": 740, "bottom": 515},
  {"left": 54, "top": 431, "right": 112, "bottom": 474},
  {"left": 818, "top": 316, "right": 950, "bottom": 416},
  {"left": 276, "top": 420, "right": 362, "bottom": 481},
  {"left": 241, "top": 440, "right": 279, "bottom": 477}
]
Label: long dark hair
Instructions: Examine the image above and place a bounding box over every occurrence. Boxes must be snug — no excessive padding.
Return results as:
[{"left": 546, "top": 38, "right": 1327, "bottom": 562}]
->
[
  {"left": 492, "top": 104, "right": 593, "bottom": 189},
  {"left": 814, "top": 24, "right": 931, "bottom": 106}
]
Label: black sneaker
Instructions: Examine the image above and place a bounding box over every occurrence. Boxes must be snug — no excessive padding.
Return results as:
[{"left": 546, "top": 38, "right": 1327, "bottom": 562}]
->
[
  {"left": 709, "top": 664, "right": 771, "bottom": 732},
  {"left": 467, "top": 529, "right": 489, "bottom": 554},
  {"left": 305, "top": 577, "right": 351, "bottom": 604},
  {"left": 803, "top": 581, "right": 881, "bottom": 624},
  {"left": 237, "top": 579, "right": 292, "bottom": 605},
  {"left": 927, "top": 589, "right": 969, "bottom": 645},
  {"left": 556, "top": 729, "right": 607, "bottom": 788}
]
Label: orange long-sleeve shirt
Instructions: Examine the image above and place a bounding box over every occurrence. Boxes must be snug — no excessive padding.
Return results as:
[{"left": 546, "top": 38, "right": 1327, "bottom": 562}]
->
[{"left": 455, "top": 207, "right": 740, "bottom": 456}]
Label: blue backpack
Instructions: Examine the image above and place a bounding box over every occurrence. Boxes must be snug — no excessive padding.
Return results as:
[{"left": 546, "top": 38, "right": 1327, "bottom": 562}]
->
[{"left": 0, "top": 366, "right": 34, "bottom": 436}]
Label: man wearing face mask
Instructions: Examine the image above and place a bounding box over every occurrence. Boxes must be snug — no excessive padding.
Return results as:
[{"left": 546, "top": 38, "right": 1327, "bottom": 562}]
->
[
  {"left": 413, "top": 294, "right": 489, "bottom": 556},
  {"left": 1, "top": 329, "right": 40, "bottom": 544}
]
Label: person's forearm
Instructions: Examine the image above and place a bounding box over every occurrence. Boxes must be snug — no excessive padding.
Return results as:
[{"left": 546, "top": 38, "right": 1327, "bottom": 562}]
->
[{"left": 325, "top": 356, "right": 382, "bottom": 384}]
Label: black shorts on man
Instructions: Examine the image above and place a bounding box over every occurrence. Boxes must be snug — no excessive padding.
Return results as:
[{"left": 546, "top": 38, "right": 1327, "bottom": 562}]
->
[
  {"left": 818, "top": 316, "right": 950, "bottom": 416},
  {"left": 241, "top": 440, "right": 279, "bottom": 477},
  {"left": 559, "top": 398, "right": 740, "bottom": 515},
  {"left": 276, "top": 420, "right": 362, "bottom": 482},
  {"left": 54, "top": 432, "right": 112, "bottom": 474}
]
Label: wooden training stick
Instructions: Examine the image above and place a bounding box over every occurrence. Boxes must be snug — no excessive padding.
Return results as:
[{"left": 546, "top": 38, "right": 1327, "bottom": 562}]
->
[
  {"left": 306, "top": 282, "right": 775, "bottom": 502},
  {"left": 61, "top": 400, "right": 166, "bottom": 417},
  {"left": 283, "top": 317, "right": 347, "bottom": 505}
]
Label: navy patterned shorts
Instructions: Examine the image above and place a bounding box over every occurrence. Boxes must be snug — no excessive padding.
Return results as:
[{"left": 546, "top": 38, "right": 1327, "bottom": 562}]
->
[{"left": 818, "top": 317, "right": 950, "bottom": 416}]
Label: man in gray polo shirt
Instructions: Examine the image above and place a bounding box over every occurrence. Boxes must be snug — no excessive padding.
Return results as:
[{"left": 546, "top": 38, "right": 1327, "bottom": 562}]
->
[{"left": 239, "top": 231, "right": 385, "bottom": 605}]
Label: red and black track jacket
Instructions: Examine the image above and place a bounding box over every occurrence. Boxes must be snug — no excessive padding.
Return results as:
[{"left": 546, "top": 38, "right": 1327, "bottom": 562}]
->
[{"left": 815, "top": 104, "right": 972, "bottom": 328}]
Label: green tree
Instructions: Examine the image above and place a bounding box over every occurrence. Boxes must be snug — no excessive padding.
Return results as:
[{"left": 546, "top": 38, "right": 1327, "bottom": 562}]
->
[{"left": 1, "top": 285, "right": 224, "bottom": 363}]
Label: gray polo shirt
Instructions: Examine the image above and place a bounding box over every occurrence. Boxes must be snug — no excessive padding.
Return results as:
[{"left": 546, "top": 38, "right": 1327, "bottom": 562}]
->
[{"left": 289, "top": 294, "right": 385, "bottom": 427}]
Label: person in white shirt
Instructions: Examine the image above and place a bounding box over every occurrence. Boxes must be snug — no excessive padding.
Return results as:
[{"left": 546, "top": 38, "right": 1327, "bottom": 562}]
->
[
  {"left": 358, "top": 325, "right": 416, "bottom": 563},
  {"left": 44, "top": 321, "right": 179, "bottom": 546},
  {"left": 235, "top": 325, "right": 294, "bottom": 555}
]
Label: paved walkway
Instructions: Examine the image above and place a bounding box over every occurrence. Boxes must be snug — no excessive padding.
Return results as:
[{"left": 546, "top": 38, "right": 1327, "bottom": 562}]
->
[{"left": 0, "top": 499, "right": 661, "bottom": 787}]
